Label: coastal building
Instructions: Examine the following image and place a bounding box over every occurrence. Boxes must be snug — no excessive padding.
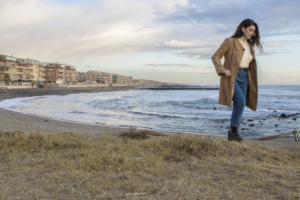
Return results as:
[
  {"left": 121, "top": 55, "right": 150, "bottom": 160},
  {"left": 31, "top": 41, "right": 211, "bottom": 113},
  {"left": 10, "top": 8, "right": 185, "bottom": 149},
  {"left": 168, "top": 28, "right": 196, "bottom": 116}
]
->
[
  {"left": 85, "top": 70, "right": 110, "bottom": 84},
  {"left": 85, "top": 70, "right": 98, "bottom": 83},
  {"left": 1, "top": 54, "right": 165, "bottom": 87},
  {"left": 17, "top": 58, "right": 45, "bottom": 83},
  {"left": 79, "top": 71, "right": 134, "bottom": 85},
  {"left": 117, "top": 75, "right": 134, "bottom": 85},
  {"left": 102, "top": 72, "right": 113, "bottom": 84},
  {"left": 112, "top": 74, "right": 118, "bottom": 84},
  {"left": 77, "top": 72, "right": 86, "bottom": 82},
  {"left": 0, "top": 55, "right": 22, "bottom": 84},
  {"left": 45, "top": 63, "right": 65, "bottom": 84},
  {"left": 64, "top": 65, "right": 77, "bottom": 84},
  {"left": 38, "top": 63, "right": 47, "bottom": 82}
]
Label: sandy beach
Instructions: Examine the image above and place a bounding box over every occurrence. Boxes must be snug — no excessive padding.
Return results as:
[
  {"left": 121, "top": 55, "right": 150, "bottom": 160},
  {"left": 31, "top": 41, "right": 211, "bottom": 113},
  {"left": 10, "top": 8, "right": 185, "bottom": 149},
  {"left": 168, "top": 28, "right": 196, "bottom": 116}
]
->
[
  {"left": 0, "top": 86, "right": 299, "bottom": 153},
  {"left": 0, "top": 86, "right": 135, "bottom": 137}
]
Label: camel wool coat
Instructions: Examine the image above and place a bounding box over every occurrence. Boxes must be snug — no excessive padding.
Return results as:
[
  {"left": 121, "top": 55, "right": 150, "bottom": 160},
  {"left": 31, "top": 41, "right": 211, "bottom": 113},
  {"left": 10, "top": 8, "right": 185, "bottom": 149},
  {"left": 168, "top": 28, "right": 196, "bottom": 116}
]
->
[{"left": 211, "top": 37, "right": 258, "bottom": 111}]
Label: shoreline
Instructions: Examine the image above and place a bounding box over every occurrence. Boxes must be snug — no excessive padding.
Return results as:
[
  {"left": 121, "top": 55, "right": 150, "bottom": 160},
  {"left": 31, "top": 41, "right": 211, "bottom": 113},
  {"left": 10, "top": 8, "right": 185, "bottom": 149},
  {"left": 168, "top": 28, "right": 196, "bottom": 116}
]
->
[
  {"left": 0, "top": 86, "right": 299, "bottom": 153},
  {"left": 0, "top": 86, "right": 137, "bottom": 137},
  {"left": 0, "top": 86, "right": 136, "bottom": 101},
  {"left": 0, "top": 86, "right": 190, "bottom": 136}
]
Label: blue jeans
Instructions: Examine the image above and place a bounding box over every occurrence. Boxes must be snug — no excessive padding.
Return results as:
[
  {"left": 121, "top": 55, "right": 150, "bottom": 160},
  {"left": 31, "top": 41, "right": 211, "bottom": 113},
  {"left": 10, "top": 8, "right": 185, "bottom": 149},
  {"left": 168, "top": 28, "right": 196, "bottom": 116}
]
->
[{"left": 230, "top": 69, "right": 248, "bottom": 127}]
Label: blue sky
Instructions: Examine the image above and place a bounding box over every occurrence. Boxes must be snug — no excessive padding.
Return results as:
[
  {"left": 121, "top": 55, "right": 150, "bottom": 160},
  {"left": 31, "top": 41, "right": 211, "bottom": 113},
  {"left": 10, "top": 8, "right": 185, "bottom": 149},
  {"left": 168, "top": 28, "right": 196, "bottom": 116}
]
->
[{"left": 0, "top": 0, "right": 299, "bottom": 84}]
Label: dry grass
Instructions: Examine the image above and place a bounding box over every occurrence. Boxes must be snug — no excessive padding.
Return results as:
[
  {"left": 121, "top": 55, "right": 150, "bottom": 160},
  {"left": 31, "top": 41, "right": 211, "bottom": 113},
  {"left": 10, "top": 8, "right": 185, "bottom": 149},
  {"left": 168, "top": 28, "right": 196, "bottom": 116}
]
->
[
  {"left": 119, "top": 127, "right": 167, "bottom": 140},
  {"left": 0, "top": 130, "right": 299, "bottom": 200}
]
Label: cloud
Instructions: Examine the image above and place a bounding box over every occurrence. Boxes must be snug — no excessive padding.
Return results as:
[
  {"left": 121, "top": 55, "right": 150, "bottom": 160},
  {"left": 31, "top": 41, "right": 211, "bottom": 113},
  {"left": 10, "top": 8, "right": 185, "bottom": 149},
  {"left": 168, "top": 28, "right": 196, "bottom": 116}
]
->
[
  {"left": 0, "top": 0, "right": 166, "bottom": 59},
  {"left": 156, "top": 0, "right": 300, "bottom": 36},
  {"left": 0, "top": 0, "right": 221, "bottom": 61},
  {"left": 255, "top": 39, "right": 300, "bottom": 56},
  {"left": 146, "top": 63, "right": 213, "bottom": 73},
  {"left": 151, "top": 0, "right": 300, "bottom": 59},
  {"left": 147, "top": 63, "right": 193, "bottom": 67},
  {"left": 262, "top": 40, "right": 296, "bottom": 48},
  {"left": 0, "top": 0, "right": 299, "bottom": 79},
  {"left": 162, "top": 39, "right": 216, "bottom": 49}
]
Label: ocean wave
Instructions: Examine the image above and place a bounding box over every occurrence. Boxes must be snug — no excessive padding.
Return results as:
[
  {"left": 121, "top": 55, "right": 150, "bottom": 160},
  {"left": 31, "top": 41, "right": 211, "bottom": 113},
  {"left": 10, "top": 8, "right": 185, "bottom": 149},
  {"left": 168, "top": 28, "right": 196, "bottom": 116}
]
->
[
  {"left": 162, "top": 98, "right": 217, "bottom": 108},
  {"left": 127, "top": 110, "right": 200, "bottom": 120},
  {"left": 69, "top": 111, "right": 86, "bottom": 114},
  {"left": 0, "top": 97, "right": 34, "bottom": 110}
]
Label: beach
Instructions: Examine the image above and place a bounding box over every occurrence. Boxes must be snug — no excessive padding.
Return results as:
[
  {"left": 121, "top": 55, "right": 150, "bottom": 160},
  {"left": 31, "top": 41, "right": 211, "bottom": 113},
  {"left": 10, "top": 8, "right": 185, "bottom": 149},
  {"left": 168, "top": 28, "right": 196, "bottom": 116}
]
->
[
  {"left": 0, "top": 86, "right": 299, "bottom": 153},
  {"left": 0, "top": 86, "right": 135, "bottom": 137}
]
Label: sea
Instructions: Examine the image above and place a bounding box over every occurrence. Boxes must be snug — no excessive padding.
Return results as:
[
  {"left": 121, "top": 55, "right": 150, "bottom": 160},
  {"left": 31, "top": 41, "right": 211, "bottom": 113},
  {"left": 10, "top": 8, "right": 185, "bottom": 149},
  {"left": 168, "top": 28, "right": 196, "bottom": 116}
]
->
[{"left": 0, "top": 85, "right": 299, "bottom": 138}]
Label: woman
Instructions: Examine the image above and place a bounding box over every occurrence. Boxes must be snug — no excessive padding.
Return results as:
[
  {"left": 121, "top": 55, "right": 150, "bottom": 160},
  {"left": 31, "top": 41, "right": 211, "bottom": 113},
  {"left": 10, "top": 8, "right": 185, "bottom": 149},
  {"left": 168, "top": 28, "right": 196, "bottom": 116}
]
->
[{"left": 211, "top": 18, "right": 263, "bottom": 141}]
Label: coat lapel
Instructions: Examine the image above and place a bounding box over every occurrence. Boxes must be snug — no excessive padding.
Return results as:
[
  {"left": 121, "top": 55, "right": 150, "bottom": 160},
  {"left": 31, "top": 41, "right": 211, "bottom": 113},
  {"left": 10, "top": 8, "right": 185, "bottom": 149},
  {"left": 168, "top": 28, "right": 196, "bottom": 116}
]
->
[
  {"left": 233, "top": 37, "right": 256, "bottom": 61},
  {"left": 233, "top": 37, "right": 245, "bottom": 50},
  {"left": 232, "top": 38, "right": 245, "bottom": 70}
]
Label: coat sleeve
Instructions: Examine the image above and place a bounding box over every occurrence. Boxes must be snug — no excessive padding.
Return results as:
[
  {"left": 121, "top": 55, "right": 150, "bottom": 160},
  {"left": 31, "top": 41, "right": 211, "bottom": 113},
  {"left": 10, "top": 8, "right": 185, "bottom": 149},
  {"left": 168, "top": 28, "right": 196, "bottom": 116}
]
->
[{"left": 211, "top": 38, "right": 230, "bottom": 76}]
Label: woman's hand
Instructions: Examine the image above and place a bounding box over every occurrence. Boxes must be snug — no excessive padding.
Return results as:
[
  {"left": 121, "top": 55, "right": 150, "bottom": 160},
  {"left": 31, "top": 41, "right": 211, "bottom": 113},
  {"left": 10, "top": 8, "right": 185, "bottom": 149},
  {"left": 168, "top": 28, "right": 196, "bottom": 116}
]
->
[{"left": 224, "top": 69, "right": 231, "bottom": 77}]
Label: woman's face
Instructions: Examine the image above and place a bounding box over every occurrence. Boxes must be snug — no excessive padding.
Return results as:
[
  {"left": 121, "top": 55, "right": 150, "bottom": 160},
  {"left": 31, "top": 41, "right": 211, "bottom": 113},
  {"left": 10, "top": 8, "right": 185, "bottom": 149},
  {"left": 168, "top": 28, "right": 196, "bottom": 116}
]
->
[{"left": 242, "top": 25, "right": 256, "bottom": 39}]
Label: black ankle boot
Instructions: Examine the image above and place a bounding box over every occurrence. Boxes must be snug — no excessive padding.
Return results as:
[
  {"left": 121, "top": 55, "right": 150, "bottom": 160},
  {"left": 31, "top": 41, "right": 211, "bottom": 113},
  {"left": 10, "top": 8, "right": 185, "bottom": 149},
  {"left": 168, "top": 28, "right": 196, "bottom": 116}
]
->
[
  {"left": 228, "top": 126, "right": 243, "bottom": 142},
  {"left": 228, "top": 130, "right": 234, "bottom": 141}
]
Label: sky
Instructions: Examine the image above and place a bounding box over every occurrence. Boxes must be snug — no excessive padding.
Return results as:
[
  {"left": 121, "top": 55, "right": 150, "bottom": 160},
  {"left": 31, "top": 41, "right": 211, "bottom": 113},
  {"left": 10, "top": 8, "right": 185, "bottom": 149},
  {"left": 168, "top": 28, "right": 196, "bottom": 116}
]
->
[{"left": 0, "top": 0, "right": 300, "bottom": 85}]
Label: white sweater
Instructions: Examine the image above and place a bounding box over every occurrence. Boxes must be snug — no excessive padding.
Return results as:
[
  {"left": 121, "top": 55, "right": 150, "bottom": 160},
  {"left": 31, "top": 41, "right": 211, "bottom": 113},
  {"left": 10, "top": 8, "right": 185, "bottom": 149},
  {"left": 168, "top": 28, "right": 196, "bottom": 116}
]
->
[{"left": 238, "top": 36, "right": 253, "bottom": 69}]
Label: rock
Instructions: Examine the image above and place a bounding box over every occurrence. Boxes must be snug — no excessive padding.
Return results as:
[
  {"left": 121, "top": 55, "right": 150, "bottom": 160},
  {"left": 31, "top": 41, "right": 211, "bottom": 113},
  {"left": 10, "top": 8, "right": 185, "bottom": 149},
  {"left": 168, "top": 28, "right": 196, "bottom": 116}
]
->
[
  {"left": 290, "top": 113, "right": 300, "bottom": 117},
  {"left": 279, "top": 113, "right": 288, "bottom": 118},
  {"left": 248, "top": 119, "right": 253, "bottom": 122},
  {"left": 292, "top": 117, "right": 297, "bottom": 120},
  {"left": 279, "top": 113, "right": 299, "bottom": 119},
  {"left": 213, "top": 107, "right": 216, "bottom": 110},
  {"left": 275, "top": 124, "right": 278, "bottom": 127},
  {"left": 249, "top": 123, "right": 254, "bottom": 127}
]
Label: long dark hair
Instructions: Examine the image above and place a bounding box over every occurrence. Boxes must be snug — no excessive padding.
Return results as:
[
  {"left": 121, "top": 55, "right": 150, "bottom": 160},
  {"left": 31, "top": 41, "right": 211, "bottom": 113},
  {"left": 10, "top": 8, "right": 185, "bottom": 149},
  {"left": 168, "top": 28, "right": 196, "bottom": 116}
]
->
[{"left": 232, "top": 18, "right": 263, "bottom": 50}]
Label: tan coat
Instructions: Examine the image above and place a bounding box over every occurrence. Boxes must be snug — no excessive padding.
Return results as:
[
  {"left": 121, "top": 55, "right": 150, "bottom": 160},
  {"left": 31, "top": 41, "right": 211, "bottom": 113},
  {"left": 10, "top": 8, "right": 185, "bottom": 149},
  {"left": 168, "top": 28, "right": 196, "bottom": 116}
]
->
[{"left": 211, "top": 37, "right": 258, "bottom": 111}]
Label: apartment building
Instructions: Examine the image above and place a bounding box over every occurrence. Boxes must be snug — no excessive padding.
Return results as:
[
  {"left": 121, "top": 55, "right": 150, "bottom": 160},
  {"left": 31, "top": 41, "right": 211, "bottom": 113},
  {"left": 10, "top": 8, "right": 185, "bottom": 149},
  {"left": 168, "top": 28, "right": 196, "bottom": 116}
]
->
[
  {"left": 17, "top": 58, "right": 46, "bottom": 83},
  {"left": 77, "top": 72, "right": 86, "bottom": 82},
  {"left": 64, "top": 65, "right": 77, "bottom": 84},
  {"left": 0, "top": 55, "right": 22, "bottom": 84},
  {"left": 38, "top": 63, "right": 47, "bottom": 82},
  {"left": 102, "top": 72, "right": 113, "bottom": 84},
  {"left": 117, "top": 75, "right": 134, "bottom": 85},
  {"left": 84, "top": 71, "right": 134, "bottom": 85},
  {"left": 85, "top": 70, "right": 97, "bottom": 83},
  {"left": 45, "top": 63, "right": 65, "bottom": 84},
  {"left": 0, "top": 55, "right": 49, "bottom": 85},
  {"left": 85, "top": 70, "right": 107, "bottom": 83}
]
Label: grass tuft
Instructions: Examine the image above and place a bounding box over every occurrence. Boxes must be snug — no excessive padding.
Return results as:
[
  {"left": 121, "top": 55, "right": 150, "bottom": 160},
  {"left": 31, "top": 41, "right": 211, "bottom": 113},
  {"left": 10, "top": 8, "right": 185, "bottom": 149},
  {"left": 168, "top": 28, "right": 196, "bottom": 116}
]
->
[{"left": 119, "top": 127, "right": 166, "bottom": 140}]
